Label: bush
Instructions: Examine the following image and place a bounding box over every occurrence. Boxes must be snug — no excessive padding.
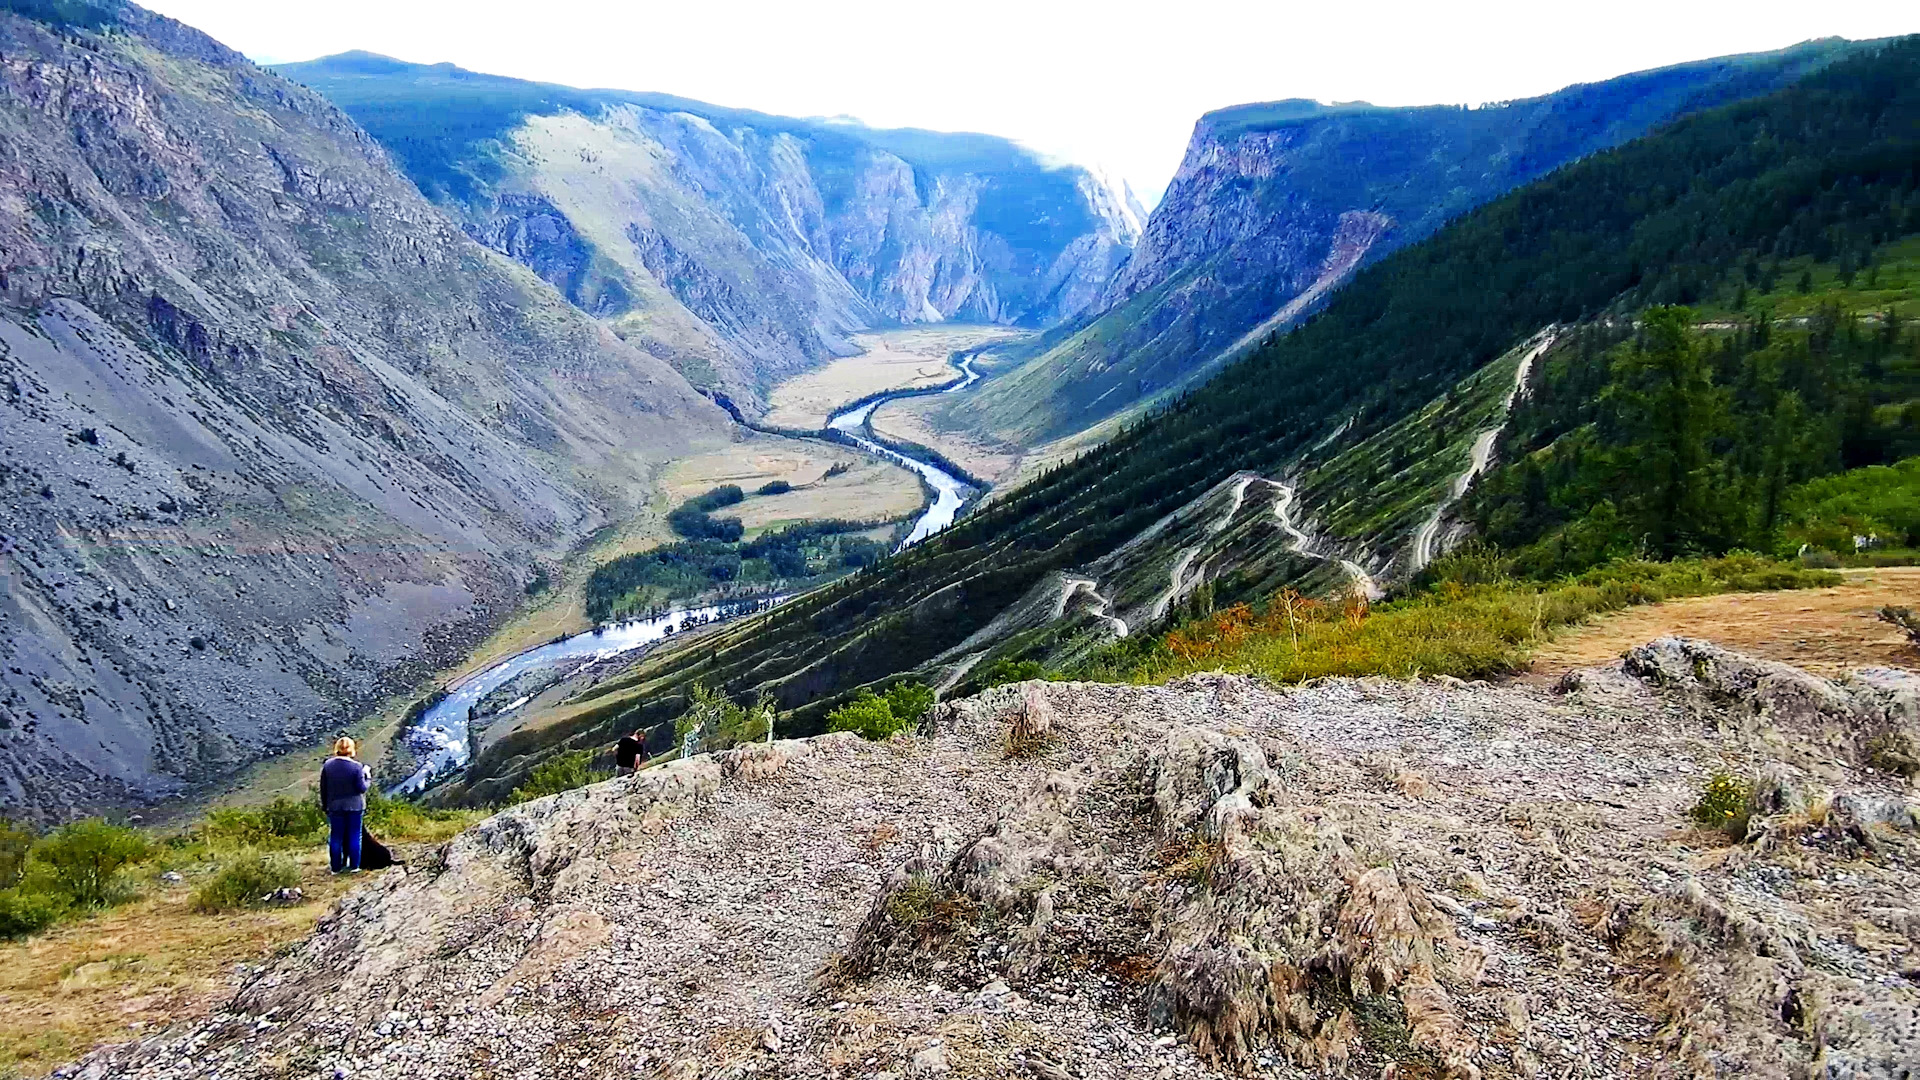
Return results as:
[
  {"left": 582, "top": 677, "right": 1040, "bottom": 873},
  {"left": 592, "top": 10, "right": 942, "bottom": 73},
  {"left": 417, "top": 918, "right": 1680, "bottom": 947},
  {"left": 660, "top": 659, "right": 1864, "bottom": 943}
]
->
[
  {"left": 202, "top": 797, "right": 325, "bottom": 848},
  {"left": 0, "top": 886, "right": 65, "bottom": 939},
  {"left": 1689, "top": 772, "right": 1753, "bottom": 838},
  {"left": 980, "top": 659, "right": 1051, "bottom": 688},
  {"left": 826, "top": 682, "right": 934, "bottom": 741},
  {"left": 192, "top": 854, "right": 300, "bottom": 913},
  {"left": 0, "top": 819, "right": 33, "bottom": 889},
  {"left": 509, "top": 750, "right": 609, "bottom": 805},
  {"left": 757, "top": 480, "right": 792, "bottom": 496},
  {"left": 883, "top": 682, "right": 934, "bottom": 728},
  {"left": 32, "top": 819, "right": 149, "bottom": 908}
]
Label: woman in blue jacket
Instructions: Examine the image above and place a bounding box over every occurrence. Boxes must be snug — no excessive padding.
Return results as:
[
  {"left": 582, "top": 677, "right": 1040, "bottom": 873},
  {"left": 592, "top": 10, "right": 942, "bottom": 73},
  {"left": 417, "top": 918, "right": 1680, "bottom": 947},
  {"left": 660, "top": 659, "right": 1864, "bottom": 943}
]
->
[{"left": 319, "top": 737, "right": 371, "bottom": 873}]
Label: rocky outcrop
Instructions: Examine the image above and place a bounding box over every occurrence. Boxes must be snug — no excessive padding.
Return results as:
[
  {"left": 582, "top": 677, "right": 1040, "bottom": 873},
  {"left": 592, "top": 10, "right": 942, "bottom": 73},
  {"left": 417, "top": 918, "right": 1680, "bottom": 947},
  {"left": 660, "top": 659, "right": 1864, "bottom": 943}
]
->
[
  {"left": 276, "top": 55, "right": 1140, "bottom": 409},
  {"left": 0, "top": 4, "right": 727, "bottom": 818},
  {"left": 74, "top": 646, "right": 1920, "bottom": 1079},
  {"left": 951, "top": 38, "right": 1862, "bottom": 448}
]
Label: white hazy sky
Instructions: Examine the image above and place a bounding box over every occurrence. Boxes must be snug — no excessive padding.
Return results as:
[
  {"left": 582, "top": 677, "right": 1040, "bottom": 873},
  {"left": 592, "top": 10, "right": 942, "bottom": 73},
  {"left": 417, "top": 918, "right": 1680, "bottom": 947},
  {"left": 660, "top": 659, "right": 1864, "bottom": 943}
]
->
[{"left": 144, "top": 0, "right": 1916, "bottom": 205}]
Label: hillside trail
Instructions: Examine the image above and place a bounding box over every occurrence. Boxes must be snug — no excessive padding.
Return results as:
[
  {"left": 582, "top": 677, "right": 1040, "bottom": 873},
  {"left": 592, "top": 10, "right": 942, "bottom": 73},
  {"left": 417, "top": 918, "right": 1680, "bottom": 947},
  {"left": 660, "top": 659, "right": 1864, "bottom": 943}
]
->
[
  {"left": 1411, "top": 330, "right": 1558, "bottom": 571},
  {"left": 79, "top": 647, "right": 1920, "bottom": 1079},
  {"left": 1265, "top": 478, "right": 1382, "bottom": 600},
  {"left": 1525, "top": 565, "right": 1920, "bottom": 682}
]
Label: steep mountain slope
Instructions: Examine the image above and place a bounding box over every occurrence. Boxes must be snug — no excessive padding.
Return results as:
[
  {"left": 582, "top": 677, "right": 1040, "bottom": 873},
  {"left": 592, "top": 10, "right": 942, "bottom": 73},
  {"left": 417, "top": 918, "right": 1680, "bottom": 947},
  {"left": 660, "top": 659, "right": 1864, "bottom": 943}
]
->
[
  {"left": 273, "top": 53, "right": 1143, "bottom": 410},
  {"left": 0, "top": 0, "right": 731, "bottom": 819},
  {"left": 946, "top": 38, "right": 1865, "bottom": 447},
  {"left": 461, "top": 36, "right": 1920, "bottom": 797}
]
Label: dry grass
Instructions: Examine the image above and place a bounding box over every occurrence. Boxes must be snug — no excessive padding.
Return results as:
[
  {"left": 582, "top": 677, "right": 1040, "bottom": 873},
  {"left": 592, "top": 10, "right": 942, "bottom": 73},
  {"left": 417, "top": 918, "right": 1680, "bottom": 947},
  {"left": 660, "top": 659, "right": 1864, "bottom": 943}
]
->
[
  {"left": 1524, "top": 565, "right": 1920, "bottom": 681},
  {"left": 0, "top": 851, "right": 356, "bottom": 1079},
  {"left": 760, "top": 326, "right": 1023, "bottom": 430}
]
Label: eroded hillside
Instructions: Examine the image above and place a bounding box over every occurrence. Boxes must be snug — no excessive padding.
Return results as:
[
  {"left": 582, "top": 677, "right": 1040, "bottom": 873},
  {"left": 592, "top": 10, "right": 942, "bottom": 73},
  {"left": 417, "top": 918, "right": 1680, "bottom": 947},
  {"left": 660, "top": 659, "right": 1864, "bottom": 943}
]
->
[{"left": 0, "top": 2, "right": 730, "bottom": 818}]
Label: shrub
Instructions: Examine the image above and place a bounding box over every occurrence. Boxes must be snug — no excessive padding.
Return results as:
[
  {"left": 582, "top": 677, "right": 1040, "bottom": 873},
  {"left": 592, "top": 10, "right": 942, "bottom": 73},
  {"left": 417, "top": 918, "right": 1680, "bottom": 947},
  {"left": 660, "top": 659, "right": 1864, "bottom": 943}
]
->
[
  {"left": 32, "top": 819, "right": 149, "bottom": 908},
  {"left": 509, "top": 750, "right": 609, "bottom": 805},
  {"left": 0, "top": 886, "right": 65, "bottom": 939},
  {"left": 981, "top": 658, "right": 1050, "bottom": 689},
  {"left": 826, "top": 691, "right": 911, "bottom": 741},
  {"left": 0, "top": 819, "right": 33, "bottom": 889},
  {"left": 192, "top": 854, "right": 300, "bottom": 913},
  {"left": 202, "top": 797, "right": 325, "bottom": 848},
  {"left": 1689, "top": 771, "right": 1753, "bottom": 838},
  {"left": 827, "top": 682, "right": 935, "bottom": 741},
  {"left": 757, "top": 480, "right": 792, "bottom": 496},
  {"left": 882, "top": 682, "right": 934, "bottom": 728}
]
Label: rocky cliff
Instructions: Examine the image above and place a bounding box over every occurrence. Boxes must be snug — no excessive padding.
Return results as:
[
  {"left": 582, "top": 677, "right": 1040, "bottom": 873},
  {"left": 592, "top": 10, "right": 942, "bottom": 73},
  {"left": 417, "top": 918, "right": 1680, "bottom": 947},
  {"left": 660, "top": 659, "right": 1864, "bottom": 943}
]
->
[
  {"left": 273, "top": 54, "right": 1142, "bottom": 412},
  {"left": 947, "top": 38, "right": 1863, "bottom": 448},
  {"left": 75, "top": 643, "right": 1920, "bottom": 1078},
  {"left": 0, "top": 1, "right": 729, "bottom": 819}
]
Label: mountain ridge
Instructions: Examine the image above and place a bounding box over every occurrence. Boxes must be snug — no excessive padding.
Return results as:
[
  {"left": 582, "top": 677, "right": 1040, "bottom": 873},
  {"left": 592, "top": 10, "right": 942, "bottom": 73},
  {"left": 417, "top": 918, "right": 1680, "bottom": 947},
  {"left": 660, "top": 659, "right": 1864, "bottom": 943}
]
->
[
  {"left": 273, "top": 52, "right": 1141, "bottom": 410},
  {"left": 943, "top": 36, "right": 1872, "bottom": 449}
]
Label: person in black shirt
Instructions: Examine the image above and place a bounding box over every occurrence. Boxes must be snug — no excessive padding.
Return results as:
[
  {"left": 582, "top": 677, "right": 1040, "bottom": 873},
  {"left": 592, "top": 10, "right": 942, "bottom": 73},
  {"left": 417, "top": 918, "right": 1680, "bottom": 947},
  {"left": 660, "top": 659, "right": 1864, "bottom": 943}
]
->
[
  {"left": 318, "top": 737, "right": 371, "bottom": 873},
  {"left": 615, "top": 729, "right": 648, "bottom": 776}
]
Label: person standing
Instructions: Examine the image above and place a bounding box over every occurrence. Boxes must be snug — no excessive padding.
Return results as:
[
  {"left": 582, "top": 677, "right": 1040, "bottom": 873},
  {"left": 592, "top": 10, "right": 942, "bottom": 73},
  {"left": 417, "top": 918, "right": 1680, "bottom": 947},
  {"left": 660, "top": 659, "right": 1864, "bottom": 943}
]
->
[
  {"left": 319, "top": 737, "right": 371, "bottom": 873},
  {"left": 615, "top": 728, "right": 648, "bottom": 776}
]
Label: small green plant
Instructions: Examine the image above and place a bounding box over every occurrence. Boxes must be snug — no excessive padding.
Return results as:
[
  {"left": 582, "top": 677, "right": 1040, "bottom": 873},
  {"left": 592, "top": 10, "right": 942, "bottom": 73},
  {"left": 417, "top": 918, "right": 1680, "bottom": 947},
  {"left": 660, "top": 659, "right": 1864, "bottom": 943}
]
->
[
  {"left": 826, "top": 681, "right": 934, "bottom": 741},
  {"left": 1865, "top": 730, "right": 1919, "bottom": 778},
  {"left": 508, "top": 750, "right": 610, "bottom": 805},
  {"left": 882, "top": 874, "right": 974, "bottom": 937},
  {"left": 0, "top": 886, "right": 65, "bottom": 940},
  {"left": 0, "top": 818, "right": 34, "bottom": 889},
  {"left": 1689, "top": 771, "right": 1754, "bottom": 838},
  {"left": 191, "top": 854, "right": 301, "bottom": 913},
  {"left": 201, "top": 797, "right": 325, "bottom": 848},
  {"left": 31, "top": 819, "right": 150, "bottom": 908},
  {"left": 981, "top": 658, "right": 1051, "bottom": 688},
  {"left": 1878, "top": 606, "right": 1920, "bottom": 647}
]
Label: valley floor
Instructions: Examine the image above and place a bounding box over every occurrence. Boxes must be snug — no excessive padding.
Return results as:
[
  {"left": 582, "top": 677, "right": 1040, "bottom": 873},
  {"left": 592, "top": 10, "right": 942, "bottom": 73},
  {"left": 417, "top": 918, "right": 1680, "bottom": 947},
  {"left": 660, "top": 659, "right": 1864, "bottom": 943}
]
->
[
  {"left": 67, "top": 639, "right": 1920, "bottom": 1079},
  {"left": 759, "top": 327, "right": 1025, "bottom": 432}
]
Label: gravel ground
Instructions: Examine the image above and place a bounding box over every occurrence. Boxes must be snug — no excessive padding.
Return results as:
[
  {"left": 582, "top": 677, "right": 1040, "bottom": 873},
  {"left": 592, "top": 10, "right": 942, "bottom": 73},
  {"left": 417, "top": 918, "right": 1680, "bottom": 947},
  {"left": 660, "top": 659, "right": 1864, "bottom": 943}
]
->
[{"left": 67, "top": 640, "right": 1920, "bottom": 1079}]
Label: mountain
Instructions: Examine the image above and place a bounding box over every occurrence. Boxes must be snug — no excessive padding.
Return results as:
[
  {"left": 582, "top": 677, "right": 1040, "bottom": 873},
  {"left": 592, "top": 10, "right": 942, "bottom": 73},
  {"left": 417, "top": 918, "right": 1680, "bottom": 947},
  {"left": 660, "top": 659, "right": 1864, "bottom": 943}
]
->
[
  {"left": 460, "top": 36, "right": 1920, "bottom": 801},
  {"left": 943, "top": 38, "right": 1867, "bottom": 449},
  {"left": 0, "top": 0, "right": 732, "bottom": 819},
  {"left": 272, "top": 53, "right": 1142, "bottom": 411}
]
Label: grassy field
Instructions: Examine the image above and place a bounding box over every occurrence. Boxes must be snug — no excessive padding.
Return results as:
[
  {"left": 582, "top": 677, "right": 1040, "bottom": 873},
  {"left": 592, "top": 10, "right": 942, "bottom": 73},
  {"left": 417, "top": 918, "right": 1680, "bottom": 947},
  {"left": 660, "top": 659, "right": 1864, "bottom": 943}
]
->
[
  {"left": 662, "top": 435, "right": 922, "bottom": 534},
  {"left": 0, "top": 802, "right": 480, "bottom": 1079},
  {"left": 760, "top": 326, "right": 1024, "bottom": 430}
]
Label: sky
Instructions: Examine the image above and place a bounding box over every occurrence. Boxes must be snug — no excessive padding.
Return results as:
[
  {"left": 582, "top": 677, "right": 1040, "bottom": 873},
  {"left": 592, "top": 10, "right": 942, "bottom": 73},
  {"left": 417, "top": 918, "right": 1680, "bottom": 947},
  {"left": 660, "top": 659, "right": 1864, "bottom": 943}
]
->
[{"left": 144, "top": 0, "right": 1917, "bottom": 207}]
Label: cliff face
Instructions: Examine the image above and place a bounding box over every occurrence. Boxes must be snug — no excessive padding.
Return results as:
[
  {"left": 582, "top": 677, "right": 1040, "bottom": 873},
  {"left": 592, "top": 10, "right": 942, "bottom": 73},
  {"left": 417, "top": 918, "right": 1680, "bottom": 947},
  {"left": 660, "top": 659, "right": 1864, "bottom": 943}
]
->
[
  {"left": 949, "top": 38, "right": 1862, "bottom": 448},
  {"left": 0, "top": 3, "right": 727, "bottom": 818},
  {"left": 275, "top": 54, "right": 1141, "bottom": 412}
]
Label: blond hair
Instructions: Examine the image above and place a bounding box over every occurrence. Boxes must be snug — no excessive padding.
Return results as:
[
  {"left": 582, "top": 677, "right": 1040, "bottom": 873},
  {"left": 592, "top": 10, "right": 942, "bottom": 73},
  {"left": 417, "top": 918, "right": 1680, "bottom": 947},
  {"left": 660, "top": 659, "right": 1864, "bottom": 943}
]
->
[{"left": 333, "top": 736, "right": 356, "bottom": 758}]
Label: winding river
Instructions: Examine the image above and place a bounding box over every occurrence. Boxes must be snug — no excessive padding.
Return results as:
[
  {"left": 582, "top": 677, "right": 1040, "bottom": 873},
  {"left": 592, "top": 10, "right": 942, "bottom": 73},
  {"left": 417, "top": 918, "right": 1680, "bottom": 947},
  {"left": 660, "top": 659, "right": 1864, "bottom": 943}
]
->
[
  {"left": 393, "top": 353, "right": 985, "bottom": 793},
  {"left": 391, "top": 598, "right": 778, "bottom": 795},
  {"left": 826, "top": 353, "right": 981, "bottom": 550}
]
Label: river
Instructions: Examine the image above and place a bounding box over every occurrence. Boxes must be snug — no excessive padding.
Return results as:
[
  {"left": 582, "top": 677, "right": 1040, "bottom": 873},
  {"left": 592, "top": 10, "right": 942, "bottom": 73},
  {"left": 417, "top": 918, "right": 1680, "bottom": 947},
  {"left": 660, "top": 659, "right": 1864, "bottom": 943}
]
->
[
  {"left": 391, "top": 597, "right": 779, "bottom": 795},
  {"left": 392, "top": 354, "right": 986, "bottom": 794},
  {"left": 826, "top": 352, "right": 980, "bottom": 549}
]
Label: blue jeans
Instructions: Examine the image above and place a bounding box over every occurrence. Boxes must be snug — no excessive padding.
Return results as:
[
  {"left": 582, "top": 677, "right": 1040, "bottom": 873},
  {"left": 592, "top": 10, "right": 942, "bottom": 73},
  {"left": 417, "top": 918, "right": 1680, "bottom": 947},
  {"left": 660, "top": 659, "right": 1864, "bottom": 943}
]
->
[{"left": 327, "top": 809, "right": 363, "bottom": 872}]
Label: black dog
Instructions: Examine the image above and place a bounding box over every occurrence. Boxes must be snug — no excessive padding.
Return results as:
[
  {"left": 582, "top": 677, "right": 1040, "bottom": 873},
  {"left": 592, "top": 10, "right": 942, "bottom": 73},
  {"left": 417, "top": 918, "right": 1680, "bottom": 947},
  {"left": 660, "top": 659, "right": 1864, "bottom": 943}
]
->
[{"left": 358, "top": 827, "right": 396, "bottom": 870}]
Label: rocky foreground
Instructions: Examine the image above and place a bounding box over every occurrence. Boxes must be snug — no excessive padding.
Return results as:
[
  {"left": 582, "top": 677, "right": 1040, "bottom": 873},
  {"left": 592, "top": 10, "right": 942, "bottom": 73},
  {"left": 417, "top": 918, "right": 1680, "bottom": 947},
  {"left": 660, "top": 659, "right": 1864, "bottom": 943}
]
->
[{"left": 73, "top": 639, "right": 1920, "bottom": 1079}]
